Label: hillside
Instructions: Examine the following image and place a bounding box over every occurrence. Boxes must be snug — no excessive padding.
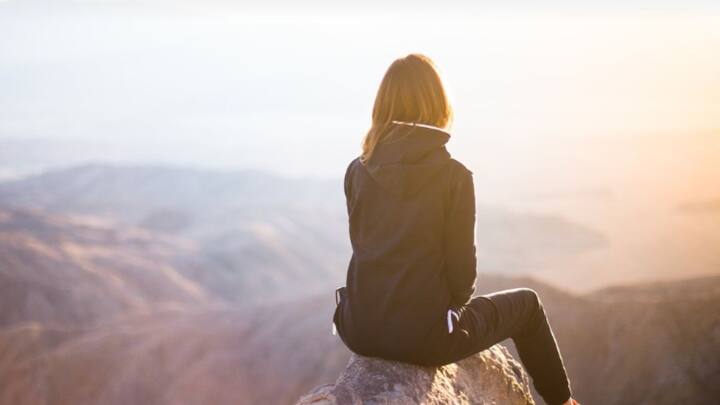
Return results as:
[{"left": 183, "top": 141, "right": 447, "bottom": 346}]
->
[
  {"left": 0, "top": 208, "right": 343, "bottom": 404},
  {"left": 0, "top": 208, "right": 207, "bottom": 328},
  {"left": 478, "top": 274, "right": 720, "bottom": 404},
  {"left": 0, "top": 164, "right": 615, "bottom": 295},
  {"left": 1, "top": 208, "right": 716, "bottom": 405},
  {"left": 0, "top": 300, "right": 349, "bottom": 405},
  {"left": 0, "top": 169, "right": 718, "bottom": 404},
  {"left": 0, "top": 165, "right": 350, "bottom": 303}
]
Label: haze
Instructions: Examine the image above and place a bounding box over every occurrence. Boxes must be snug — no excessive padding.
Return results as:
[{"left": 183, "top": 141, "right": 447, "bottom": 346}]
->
[
  {"left": 1, "top": 1, "right": 719, "bottom": 290},
  {"left": 2, "top": 2, "right": 718, "bottom": 178}
]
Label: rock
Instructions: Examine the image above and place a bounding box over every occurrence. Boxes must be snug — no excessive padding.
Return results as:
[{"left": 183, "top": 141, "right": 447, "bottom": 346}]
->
[{"left": 295, "top": 344, "right": 535, "bottom": 405}]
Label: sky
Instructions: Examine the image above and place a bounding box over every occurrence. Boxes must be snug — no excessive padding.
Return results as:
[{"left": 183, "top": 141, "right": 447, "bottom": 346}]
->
[{"left": 1, "top": 1, "right": 719, "bottom": 178}]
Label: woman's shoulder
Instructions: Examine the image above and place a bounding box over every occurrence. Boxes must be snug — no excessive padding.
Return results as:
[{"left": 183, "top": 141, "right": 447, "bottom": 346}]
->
[
  {"left": 344, "top": 156, "right": 362, "bottom": 178},
  {"left": 343, "top": 157, "right": 362, "bottom": 195},
  {"left": 346, "top": 156, "right": 361, "bottom": 171},
  {"left": 446, "top": 158, "right": 474, "bottom": 178}
]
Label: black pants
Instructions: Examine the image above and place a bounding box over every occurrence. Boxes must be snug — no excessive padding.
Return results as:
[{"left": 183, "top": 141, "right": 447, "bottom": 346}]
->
[
  {"left": 336, "top": 287, "right": 572, "bottom": 405},
  {"left": 438, "top": 288, "right": 572, "bottom": 405}
]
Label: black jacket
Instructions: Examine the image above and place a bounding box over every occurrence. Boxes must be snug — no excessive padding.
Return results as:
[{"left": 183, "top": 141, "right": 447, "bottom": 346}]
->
[{"left": 334, "top": 122, "right": 477, "bottom": 364}]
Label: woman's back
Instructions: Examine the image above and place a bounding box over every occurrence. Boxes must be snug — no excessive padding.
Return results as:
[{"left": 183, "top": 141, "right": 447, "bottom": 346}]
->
[
  {"left": 333, "top": 53, "right": 577, "bottom": 405},
  {"left": 336, "top": 121, "right": 477, "bottom": 363}
]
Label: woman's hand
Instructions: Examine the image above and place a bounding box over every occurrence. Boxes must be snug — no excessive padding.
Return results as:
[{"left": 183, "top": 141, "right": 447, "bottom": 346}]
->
[{"left": 562, "top": 398, "right": 581, "bottom": 405}]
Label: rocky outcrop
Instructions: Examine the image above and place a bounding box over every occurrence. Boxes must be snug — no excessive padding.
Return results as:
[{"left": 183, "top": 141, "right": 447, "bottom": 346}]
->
[{"left": 296, "top": 345, "right": 534, "bottom": 405}]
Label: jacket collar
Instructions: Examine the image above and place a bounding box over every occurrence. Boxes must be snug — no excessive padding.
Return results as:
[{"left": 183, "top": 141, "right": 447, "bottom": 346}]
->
[
  {"left": 391, "top": 120, "right": 451, "bottom": 136},
  {"left": 364, "top": 121, "right": 452, "bottom": 198}
]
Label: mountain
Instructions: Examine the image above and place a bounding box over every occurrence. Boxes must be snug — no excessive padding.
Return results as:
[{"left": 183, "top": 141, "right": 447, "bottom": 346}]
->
[
  {"left": 0, "top": 164, "right": 350, "bottom": 303},
  {"left": 0, "top": 163, "right": 343, "bottom": 224},
  {"left": 0, "top": 300, "right": 348, "bottom": 405},
  {"left": 572, "top": 280, "right": 720, "bottom": 404},
  {"left": 0, "top": 208, "right": 207, "bottom": 328},
  {"left": 474, "top": 206, "right": 608, "bottom": 276},
  {"left": 480, "top": 274, "right": 720, "bottom": 404},
  {"left": 0, "top": 208, "right": 717, "bottom": 404},
  {"left": 4, "top": 272, "right": 713, "bottom": 405},
  {"left": 0, "top": 164, "right": 614, "bottom": 296},
  {"left": 0, "top": 164, "right": 717, "bottom": 404},
  {"left": 0, "top": 208, "right": 348, "bottom": 404}
]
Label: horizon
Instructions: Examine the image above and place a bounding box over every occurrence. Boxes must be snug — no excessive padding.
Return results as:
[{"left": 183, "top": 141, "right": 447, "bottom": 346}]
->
[{"left": 2, "top": 2, "right": 719, "bottom": 179}]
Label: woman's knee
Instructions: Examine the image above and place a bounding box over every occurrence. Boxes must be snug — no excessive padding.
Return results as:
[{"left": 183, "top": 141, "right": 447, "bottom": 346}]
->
[
  {"left": 515, "top": 288, "right": 543, "bottom": 311},
  {"left": 511, "top": 288, "right": 549, "bottom": 340}
]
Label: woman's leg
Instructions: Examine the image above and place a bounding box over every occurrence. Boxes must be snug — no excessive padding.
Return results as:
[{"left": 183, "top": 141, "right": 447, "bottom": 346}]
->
[{"left": 467, "top": 288, "right": 573, "bottom": 405}]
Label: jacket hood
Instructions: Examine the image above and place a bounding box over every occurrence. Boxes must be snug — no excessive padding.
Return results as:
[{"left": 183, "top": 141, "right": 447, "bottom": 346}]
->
[{"left": 365, "top": 122, "right": 452, "bottom": 197}]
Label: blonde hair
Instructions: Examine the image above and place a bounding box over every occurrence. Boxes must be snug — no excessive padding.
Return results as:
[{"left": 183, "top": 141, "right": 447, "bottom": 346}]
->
[{"left": 360, "top": 53, "right": 453, "bottom": 164}]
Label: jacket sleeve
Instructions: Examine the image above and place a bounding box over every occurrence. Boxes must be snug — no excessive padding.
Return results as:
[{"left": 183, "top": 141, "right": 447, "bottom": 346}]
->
[
  {"left": 444, "top": 166, "right": 477, "bottom": 308},
  {"left": 344, "top": 158, "right": 355, "bottom": 215}
]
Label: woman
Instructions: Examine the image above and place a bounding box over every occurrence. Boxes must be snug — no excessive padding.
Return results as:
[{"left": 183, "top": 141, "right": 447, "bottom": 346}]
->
[{"left": 333, "top": 53, "right": 580, "bottom": 405}]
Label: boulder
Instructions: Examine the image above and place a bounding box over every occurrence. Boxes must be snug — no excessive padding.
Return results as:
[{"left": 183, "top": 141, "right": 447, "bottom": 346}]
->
[{"left": 296, "top": 344, "right": 535, "bottom": 405}]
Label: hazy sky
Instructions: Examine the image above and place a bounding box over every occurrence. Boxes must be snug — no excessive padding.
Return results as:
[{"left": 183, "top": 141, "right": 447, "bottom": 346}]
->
[{"left": 1, "top": 2, "right": 718, "bottom": 178}]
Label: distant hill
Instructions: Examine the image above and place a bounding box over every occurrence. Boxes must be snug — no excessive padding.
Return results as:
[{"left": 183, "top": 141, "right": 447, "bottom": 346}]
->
[
  {"left": 474, "top": 207, "right": 607, "bottom": 275},
  {"left": 0, "top": 165, "right": 351, "bottom": 303},
  {"left": 0, "top": 164, "right": 611, "bottom": 296},
  {"left": 0, "top": 149, "right": 718, "bottom": 404},
  {"left": 0, "top": 207, "right": 346, "bottom": 404},
  {"left": 0, "top": 208, "right": 207, "bottom": 328},
  {"left": 0, "top": 208, "right": 348, "bottom": 404},
  {"left": 0, "top": 163, "right": 343, "bottom": 223},
  {"left": 478, "top": 272, "right": 720, "bottom": 403},
  {"left": 573, "top": 281, "right": 720, "bottom": 404},
  {"left": 1, "top": 269, "right": 717, "bottom": 405},
  {"left": 0, "top": 301, "right": 348, "bottom": 405},
  {"left": 0, "top": 207, "right": 717, "bottom": 404}
]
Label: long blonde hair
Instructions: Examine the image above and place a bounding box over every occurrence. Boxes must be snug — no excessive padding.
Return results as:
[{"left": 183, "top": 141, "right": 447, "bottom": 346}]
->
[{"left": 360, "top": 53, "right": 454, "bottom": 164}]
